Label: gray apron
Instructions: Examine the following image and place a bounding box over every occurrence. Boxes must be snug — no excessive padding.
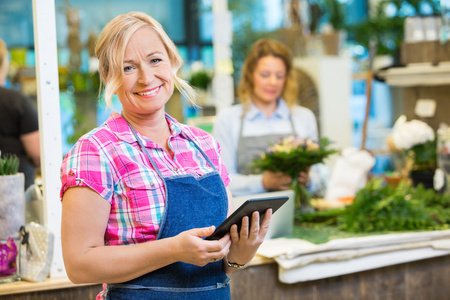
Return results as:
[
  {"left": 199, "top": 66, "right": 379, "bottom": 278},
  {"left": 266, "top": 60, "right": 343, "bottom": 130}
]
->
[{"left": 236, "top": 113, "right": 298, "bottom": 175}]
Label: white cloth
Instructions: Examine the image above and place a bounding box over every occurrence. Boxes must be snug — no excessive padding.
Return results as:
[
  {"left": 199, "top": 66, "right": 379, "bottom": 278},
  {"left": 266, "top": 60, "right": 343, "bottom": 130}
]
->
[
  {"left": 257, "top": 231, "right": 450, "bottom": 283},
  {"left": 325, "top": 147, "right": 375, "bottom": 201},
  {"left": 213, "top": 99, "right": 320, "bottom": 196},
  {"left": 261, "top": 230, "right": 450, "bottom": 261}
]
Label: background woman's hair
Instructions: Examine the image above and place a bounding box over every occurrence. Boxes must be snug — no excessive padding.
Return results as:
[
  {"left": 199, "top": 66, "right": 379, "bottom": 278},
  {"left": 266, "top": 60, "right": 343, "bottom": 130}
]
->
[
  {"left": 237, "top": 38, "right": 298, "bottom": 114},
  {"left": 95, "top": 11, "right": 197, "bottom": 109},
  {"left": 0, "top": 39, "right": 9, "bottom": 85}
]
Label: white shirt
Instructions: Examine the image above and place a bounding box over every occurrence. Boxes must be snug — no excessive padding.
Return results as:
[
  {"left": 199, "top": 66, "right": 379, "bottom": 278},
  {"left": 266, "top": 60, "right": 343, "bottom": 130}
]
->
[{"left": 213, "top": 99, "right": 320, "bottom": 196}]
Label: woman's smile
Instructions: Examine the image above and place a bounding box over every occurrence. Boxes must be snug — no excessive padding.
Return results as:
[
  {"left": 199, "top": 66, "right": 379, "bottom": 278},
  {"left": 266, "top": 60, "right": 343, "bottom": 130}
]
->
[{"left": 135, "top": 85, "right": 162, "bottom": 98}]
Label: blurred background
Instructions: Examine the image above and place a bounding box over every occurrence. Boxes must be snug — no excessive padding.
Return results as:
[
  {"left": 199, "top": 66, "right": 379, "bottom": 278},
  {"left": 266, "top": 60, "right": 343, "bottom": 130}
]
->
[{"left": 0, "top": 0, "right": 446, "bottom": 175}]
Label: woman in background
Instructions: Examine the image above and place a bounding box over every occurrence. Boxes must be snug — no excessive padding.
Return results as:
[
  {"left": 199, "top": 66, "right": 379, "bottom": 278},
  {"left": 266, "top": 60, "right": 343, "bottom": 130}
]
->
[
  {"left": 60, "top": 12, "right": 271, "bottom": 300},
  {"left": 213, "top": 38, "right": 324, "bottom": 197},
  {"left": 0, "top": 38, "right": 40, "bottom": 189}
]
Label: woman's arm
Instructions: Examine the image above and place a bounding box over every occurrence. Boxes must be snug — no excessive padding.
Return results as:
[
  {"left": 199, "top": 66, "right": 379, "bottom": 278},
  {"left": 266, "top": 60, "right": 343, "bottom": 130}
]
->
[
  {"left": 61, "top": 186, "right": 231, "bottom": 284},
  {"left": 19, "top": 94, "right": 40, "bottom": 167},
  {"left": 20, "top": 130, "right": 40, "bottom": 167}
]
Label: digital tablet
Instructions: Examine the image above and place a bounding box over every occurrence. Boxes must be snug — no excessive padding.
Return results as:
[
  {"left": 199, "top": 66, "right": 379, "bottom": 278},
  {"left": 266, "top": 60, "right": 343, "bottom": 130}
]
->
[{"left": 205, "top": 196, "right": 289, "bottom": 241}]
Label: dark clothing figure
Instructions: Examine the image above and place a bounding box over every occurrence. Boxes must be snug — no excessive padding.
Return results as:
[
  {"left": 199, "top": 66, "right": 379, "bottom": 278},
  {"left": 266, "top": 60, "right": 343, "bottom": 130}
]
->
[{"left": 0, "top": 87, "right": 39, "bottom": 189}]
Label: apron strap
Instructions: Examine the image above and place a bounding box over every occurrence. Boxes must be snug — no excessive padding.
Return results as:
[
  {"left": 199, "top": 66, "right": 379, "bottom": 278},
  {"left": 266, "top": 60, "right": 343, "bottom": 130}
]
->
[
  {"left": 237, "top": 103, "right": 298, "bottom": 145},
  {"left": 125, "top": 116, "right": 219, "bottom": 184}
]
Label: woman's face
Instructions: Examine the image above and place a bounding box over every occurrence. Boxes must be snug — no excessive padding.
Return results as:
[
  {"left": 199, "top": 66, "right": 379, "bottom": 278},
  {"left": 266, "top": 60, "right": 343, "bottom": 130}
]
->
[
  {"left": 115, "top": 26, "right": 174, "bottom": 117},
  {"left": 251, "top": 55, "right": 287, "bottom": 105}
]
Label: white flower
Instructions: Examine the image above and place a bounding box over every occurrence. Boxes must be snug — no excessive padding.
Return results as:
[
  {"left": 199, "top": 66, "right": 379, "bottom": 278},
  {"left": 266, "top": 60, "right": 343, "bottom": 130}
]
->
[{"left": 392, "top": 119, "right": 435, "bottom": 150}]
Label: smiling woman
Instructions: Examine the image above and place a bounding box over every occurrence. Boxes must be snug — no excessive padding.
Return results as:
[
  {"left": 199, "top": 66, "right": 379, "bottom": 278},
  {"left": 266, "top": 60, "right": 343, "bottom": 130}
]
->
[
  {"left": 60, "top": 11, "right": 272, "bottom": 300},
  {"left": 212, "top": 38, "right": 325, "bottom": 199}
]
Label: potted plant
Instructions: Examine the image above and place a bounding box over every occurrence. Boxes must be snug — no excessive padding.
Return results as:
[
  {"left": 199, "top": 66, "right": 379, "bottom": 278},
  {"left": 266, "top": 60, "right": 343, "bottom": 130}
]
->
[
  {"left": 187, "top": 61, "right": 214, "bottom": 110},
  {"left": 390, "top": 119, "right": 437, "bottom": 190},
  {"left": 0, "top": 153, "right": 25, "bottom": 240},
  {"left": 318, "top": 0, "right": 347, "bottom": 55}
]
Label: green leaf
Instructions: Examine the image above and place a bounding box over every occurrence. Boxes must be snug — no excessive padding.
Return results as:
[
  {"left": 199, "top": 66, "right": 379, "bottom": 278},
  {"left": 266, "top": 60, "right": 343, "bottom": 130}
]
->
[{"left": 0, "top": 154, "right": 20, "bottom": 175}]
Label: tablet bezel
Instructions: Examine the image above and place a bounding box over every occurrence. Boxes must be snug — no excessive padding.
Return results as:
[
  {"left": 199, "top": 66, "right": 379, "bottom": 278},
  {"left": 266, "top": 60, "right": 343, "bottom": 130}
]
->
[{"left": 205, "top": 196, "right": 289, "bottom": 240}]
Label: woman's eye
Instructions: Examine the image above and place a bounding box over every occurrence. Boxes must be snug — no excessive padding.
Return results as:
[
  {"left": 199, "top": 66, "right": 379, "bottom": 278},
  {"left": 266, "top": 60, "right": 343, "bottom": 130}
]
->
[
  {"left": 150, "top": 58, "right": 162, "bottom": 64},
  {"left": 124, "top": 65, "right": 133, "bottom": 72}
]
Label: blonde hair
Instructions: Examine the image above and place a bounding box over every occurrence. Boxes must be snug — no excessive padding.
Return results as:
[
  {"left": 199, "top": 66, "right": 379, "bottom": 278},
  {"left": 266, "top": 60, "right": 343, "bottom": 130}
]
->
[
  {"left": 237, "top": 38, "right": 298, "bottom": 114},
  {"left": 0, "top": 39, "right": 9, "bottom": 86},
  {"left": 95, "top": 11, "right": 196, "bottom": 108}
]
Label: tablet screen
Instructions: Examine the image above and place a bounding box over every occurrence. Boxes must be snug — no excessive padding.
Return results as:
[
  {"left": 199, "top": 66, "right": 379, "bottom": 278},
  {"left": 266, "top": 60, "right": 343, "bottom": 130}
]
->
[{"left": 205, "top": 196, "right": 289, "bottom": 240}]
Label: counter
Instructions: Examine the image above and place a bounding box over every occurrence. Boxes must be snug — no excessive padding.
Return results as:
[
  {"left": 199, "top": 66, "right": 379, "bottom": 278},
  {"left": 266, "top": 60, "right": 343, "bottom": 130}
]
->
[
  {"left": 0, "top": 277, "right": 102, "bottom": 299},
  {"left": 1, "top": 252, "right": 450, "bottom": 299},
  {"left": 230, "top": 253, "right": 450, "bottom": 299}
]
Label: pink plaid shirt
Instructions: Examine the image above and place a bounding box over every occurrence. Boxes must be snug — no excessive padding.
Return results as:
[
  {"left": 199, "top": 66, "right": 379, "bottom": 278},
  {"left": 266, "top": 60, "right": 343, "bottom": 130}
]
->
[{"left": 60, "top": 112, "right": 230, "bottom": 246}]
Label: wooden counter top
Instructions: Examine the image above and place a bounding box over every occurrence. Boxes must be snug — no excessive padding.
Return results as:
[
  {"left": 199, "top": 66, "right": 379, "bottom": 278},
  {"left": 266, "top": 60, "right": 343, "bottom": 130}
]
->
[{"left": 0, "top": 277, "right": 97, "bottom": 296}]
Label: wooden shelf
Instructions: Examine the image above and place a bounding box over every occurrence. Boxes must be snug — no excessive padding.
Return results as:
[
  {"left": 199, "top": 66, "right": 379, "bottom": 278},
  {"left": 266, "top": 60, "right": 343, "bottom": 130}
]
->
[{"left": 377, "top": 62, "right": 450, "bottom": 86}]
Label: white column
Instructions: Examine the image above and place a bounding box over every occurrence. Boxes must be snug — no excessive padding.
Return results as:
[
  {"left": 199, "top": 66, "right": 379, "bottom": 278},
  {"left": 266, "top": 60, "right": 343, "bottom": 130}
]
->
[
  {"left": 294, "top": 56, "right": 353, "bottom": 151},
  {"left": 212, "top": 0, "right": 234, "bottom": 112},
  {"left": 32, "top": 0, "right": 65, "bottom": 278}
]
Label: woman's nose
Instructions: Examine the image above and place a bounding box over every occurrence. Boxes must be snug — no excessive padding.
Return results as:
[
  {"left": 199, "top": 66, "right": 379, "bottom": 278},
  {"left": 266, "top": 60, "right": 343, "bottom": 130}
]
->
[
  {"left": 268, "top": 74, "right": 278, "bottom": 85},
  {"left": 138, "top": 66, "right": 154, "bottom": 85}
]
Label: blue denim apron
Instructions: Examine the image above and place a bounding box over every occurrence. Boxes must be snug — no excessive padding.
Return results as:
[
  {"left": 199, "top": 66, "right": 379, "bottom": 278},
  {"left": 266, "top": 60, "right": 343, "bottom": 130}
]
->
[{"left": 106, "top": 123, "right": 230, "bottom": 299}]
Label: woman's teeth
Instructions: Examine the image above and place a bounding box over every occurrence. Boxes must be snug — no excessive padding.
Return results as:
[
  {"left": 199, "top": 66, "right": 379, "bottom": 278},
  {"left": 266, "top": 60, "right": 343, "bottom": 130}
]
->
[{"left": 137, "top": 87, "right": 160, "bottom": 96}]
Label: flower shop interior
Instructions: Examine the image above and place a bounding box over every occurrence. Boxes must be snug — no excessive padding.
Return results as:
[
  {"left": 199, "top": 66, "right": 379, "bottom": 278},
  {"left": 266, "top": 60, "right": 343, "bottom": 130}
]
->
[{"left": 1, "top": 0, "right": 450, "bottom": 299}]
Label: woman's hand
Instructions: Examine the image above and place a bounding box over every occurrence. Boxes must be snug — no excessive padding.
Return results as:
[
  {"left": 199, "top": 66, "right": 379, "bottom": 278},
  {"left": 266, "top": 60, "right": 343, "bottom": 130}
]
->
[
  {"left": 297, "top": 166, "right": 311, "bottom": 187},
  {"left": 262, "top": 170, "right": 292, "bottom": 191},
  {"left": 225, "top": 208, "right": 272, "bottom": 269},
  {"left": 173, "top": 226, "right": 231, "bottom": 267}
]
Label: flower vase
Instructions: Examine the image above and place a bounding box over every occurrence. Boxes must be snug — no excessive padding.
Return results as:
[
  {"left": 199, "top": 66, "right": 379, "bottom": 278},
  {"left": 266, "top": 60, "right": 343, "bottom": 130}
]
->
[
  {"left": 410, "top": 169, "right": 435, "bottom": 190},
  {"left": 0, "top": 173, "right": 25, "bottom": 240},
  {"left": 292, "top": 181, "right": 314, "bottom": 213}
]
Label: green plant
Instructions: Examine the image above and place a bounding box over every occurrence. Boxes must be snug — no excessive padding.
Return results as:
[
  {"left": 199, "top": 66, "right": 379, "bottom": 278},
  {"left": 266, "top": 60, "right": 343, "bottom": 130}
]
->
[
  {"left": 339, "top": 179, "right": 435, "bottom": 232},
  {"left": 189, "top": 70, "right": 212, "bottom": 90},
  {"left": 321, "top": 0, "right": 346, "bottom": 31},
  {"left": 346, "top": 0, "right": 441, "bottom": 60},
  {"left": 295, "top": 177, "right": 450, "bottom": 233},
  {"left": 409, "top": 139, "right": 437, "bottom": 171},
  {"left": 0, "top": 154, "right": 19, "bottom": 175}
]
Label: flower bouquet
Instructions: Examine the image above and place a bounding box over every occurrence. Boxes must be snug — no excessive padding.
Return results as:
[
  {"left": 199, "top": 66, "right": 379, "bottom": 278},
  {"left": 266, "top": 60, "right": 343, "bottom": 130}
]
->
[
  {"left": 391, "top": 119, "right": 437, "bottom": 189},
  {"left": 252, "top": 136, "right": 337, "bottom": 212}
]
